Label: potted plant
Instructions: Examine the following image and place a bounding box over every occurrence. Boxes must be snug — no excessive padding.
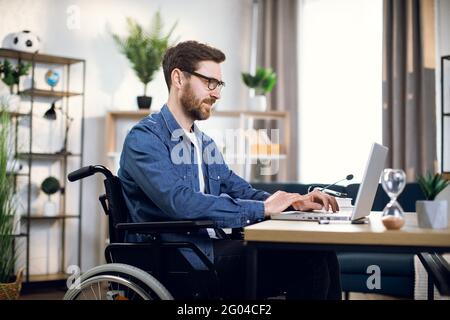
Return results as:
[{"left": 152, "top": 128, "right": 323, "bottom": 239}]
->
[
  {"left": 0, "top": 59, "right": 31, "bottom": 94},
  {"left": 112, "top": 11, "right": 177, "bottom": 109},
  {"left": 416, "top": 172, "right": 450, "bottom": 229},
  {"left": 0, "top": 107, "right": 23, "bottom": 300},
  {"left": 41, "top": 176, "right": 61, "bottom": 217},
  {"left": 242, "top": 67, "right": 277, "bottom": 111}
]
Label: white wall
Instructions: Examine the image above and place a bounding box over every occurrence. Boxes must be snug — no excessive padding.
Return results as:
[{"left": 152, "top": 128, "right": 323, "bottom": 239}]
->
[
  {"left": 0, "top": 0, "right": 253, "bottom": 272},
  {"left": 298, "top": 0, "right": 383, "bottom": 184}
]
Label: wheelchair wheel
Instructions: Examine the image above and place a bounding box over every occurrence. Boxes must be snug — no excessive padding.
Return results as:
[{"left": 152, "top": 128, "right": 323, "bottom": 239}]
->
[{"left": 63, "top": 263, "right": 173, "bottom": 300}]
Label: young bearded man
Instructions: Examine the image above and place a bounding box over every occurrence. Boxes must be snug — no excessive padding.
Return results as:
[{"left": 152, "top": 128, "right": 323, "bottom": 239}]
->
[{"left": 118, "top": 40, "right": 342, "bottom": 299}]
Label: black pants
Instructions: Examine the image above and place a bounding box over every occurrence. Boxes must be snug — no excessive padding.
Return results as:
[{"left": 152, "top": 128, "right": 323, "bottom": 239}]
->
[{"left": 213, "top": 239, "right": 342, "bottom": 300}]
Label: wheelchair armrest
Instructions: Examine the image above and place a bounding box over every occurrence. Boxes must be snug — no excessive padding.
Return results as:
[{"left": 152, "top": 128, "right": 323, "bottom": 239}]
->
[{"left": 115, "top": 220, "right": 216, "bottom": 234}]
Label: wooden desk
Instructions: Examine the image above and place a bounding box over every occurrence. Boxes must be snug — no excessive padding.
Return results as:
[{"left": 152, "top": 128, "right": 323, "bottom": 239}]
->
[
  {"left": 245, "top": 212, "right": 450, "bottom": 248},
  {"left": 244, "top": 212, "right": 450, "bottom": 299}
]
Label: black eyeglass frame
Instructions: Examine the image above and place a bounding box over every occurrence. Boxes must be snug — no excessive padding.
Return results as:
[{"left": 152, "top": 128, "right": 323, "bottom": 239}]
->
[{"left": 182, "top": 70, "right": 225, "bottom": 91}]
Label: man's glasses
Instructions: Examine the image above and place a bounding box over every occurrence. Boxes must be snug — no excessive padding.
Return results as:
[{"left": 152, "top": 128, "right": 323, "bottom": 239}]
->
[{"left": 182, "top": 70, "right": 225, "bottom": 92}]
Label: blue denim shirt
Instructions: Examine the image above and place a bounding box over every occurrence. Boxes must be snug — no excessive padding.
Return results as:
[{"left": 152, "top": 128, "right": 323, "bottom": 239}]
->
[{"left": 118, "top": 104, "right": 269, "bottom": 269}]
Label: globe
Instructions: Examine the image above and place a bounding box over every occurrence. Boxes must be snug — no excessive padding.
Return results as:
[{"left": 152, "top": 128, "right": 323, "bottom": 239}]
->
[{"left": 45, "top": 70, "right": 60, "bottom": 87}]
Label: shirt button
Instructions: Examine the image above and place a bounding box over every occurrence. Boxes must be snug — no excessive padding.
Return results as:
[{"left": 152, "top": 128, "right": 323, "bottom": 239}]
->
[
  {"left": 217, "top": 176, "right": 220, "bottom": 179},
  {"left": 246, "top": 220, "right": 250, "bottom": 224}
]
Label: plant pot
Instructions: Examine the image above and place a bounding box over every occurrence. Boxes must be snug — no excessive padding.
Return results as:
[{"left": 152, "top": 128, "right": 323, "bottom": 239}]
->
[
  {"left": 137, "top": 96, "right": 152, "bottom": 109},
  {"left": 248, "top": 95, "right": 267, "bottom": 112},
  {"left": 0, "top": 268, "right": 23, "bottom": 300},
  {"left": 416, "top": 200, "right": 448, "bottom": 229}
]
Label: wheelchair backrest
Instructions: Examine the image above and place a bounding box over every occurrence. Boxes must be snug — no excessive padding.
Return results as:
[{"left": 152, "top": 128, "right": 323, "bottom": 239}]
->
[{"left": 104, "top": 176, "right": 130, "bottom": 243}]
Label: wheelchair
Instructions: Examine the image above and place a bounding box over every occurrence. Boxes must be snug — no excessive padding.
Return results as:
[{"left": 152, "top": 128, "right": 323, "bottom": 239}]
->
[{"left": 63, "top": 165, "right": 240, "bottom": 300}]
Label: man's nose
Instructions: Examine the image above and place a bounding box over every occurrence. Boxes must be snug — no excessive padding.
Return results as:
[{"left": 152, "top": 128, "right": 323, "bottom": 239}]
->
[{"left": 210, "top": 88, "right": 221, "bottom": 100}]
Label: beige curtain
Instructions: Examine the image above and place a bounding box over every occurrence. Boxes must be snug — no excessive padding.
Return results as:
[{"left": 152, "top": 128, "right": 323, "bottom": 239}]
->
[
  {"left": 383, "top": 0, "right": 438, "bottom": 181},
  {"left": 255, "top": 0, "right": 299, "bottom": 181}
]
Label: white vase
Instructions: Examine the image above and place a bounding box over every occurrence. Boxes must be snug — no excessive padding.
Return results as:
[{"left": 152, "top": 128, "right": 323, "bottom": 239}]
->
[
  {"left": 43, "top": 200, "right": 57, "bottom": 217},
  {"left": 416, "top": 200, "right": 448, "bottom": 229},
  {"left": 12, "top": 212, "right": 21, "bottom": 235},
  {"left": 248, "top": 95, "right": 267, "bottom": 112}
]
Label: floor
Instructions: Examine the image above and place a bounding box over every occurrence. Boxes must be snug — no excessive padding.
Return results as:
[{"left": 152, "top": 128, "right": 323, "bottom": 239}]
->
[
  {"left": 20, "top": 287, "right": 66, "bottom": 300},
  {"left": 19, "top": 288, "right": 403, "bottom": 300}
]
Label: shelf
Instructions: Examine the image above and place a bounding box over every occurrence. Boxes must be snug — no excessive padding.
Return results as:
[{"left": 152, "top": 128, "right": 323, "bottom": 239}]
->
[
  {"left": 107, "top": 109, "right": 153, "bottom": 117},
  {"left": 225, "top": 154, "right": 287, "bottom": 160},
  {"left": 22, "top": 214, "right": 80, "bottom": 220},
  {"left": 0, "top": 48, "right": 84, "bottom": 65},
  {"left": 0, "top": 110, "right": 30, "bottom": 118},
  {"left": 8, "top": 49, "right": 85, "bottom": 287},
  {"left": 20, "top": 88, "right": 82, "bottom": 99},
  {"left": 213, "top": 110, "right": 288, "bottom": 118},
  {"left": 28, "top": 273, "right": 69, "bottom": 283},
  {"left": 6, "top": 172, "right": 29, "bottom": 177},
  {"left": 11, "top": 233, "right": 28, "bottom": 237},
  {"left": 17, "top": 152, "right": 81, "bottom": 160}
]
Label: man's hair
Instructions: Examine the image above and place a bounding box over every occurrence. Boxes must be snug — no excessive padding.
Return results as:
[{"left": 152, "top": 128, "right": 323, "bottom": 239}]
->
[{"left": 162, "top": 40, "right": 226, "bottom": 91}]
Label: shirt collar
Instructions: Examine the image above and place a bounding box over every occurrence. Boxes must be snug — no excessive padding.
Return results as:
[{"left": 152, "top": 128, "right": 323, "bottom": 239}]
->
[{"left": 161, "top": 104, "right": 204, "bottom": 142}]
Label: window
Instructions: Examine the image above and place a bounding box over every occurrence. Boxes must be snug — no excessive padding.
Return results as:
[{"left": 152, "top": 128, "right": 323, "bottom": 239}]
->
[{"left": 298, "top": 0, "right": 383, "bottom": 183}]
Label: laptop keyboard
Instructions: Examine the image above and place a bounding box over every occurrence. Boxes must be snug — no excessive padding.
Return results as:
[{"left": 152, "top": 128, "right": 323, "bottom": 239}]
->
[{"left": 312, "top": 207, "right": 353, "bottom": 214}]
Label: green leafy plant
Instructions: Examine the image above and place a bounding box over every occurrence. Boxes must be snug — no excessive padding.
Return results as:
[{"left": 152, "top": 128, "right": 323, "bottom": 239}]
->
[
  {"left": 112, "top": 11, "right": 177, "bottom": 96},
  {"left": 0, "top": 60, "right": 31, "bottom": 94},
  {"left": 41, "top": 177, "right": 61, "bottom": 196},
  {"left": 417, "top": 172, "right": 450, "bottom": 201},
  {"left": 242, "top": 67, "right": 277, "bottom": 96},
  {"left": 0, "top": 105, "right": 17, "bottom": 283}
]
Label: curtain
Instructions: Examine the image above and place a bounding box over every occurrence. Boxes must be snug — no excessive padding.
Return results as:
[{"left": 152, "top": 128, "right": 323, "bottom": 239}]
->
[
  {"left": 383, "top": 0, "right": 438, "bottom": 181},
  {"left": 254, "top": 0, "right": 299, "bottom": 181}
]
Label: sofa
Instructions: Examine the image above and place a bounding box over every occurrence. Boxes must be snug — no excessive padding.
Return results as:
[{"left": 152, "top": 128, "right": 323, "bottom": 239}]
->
[{"left": 251, "top": 182, "right": 426, "bottom": 299}]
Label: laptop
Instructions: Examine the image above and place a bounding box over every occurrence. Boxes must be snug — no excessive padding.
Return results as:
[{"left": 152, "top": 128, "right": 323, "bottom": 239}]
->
[{"left": 271, "top": 142, "right": 389, "bottom": 223}]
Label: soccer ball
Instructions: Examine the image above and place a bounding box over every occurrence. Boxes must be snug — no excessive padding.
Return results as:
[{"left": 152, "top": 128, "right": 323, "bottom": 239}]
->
[{"left": 11, "top": 30, "right": 41, "bottom": 53}]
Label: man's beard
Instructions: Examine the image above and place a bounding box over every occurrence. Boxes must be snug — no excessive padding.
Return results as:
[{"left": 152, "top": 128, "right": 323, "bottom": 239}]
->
[{"left": 180, "top": 83, "right": 216, "bottom": 121}]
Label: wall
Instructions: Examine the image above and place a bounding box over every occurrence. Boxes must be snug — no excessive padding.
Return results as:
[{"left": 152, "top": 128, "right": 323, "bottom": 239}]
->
[{"left": 0, "top": 0, "right": 253, "bottom": 271}]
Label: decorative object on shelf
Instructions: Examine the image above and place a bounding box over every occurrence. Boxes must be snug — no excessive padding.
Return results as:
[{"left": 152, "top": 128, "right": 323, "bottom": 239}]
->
[
  {"left": 242, "top": 67, "right": 277, "bottom": 112},
  {"left": 43, "top": 101, "right": 74, "bottom": 153},
  {"left": 0, "top": 108, "right": 23, "bottom": 299},
  {"left": 112, "top": 11, "right": 177, "bottom": 109},
  {"left": 0, "top": 59, "right": 31, "bottom": 94},
  {"left": 381, "top": 168, "right": 406, "bottom": 230},
  {"left": 10, "top": 30, "right": 41, "bottom": 53},
  {"left": 40, "top": 176, "right": 61, "bottom": 217},
  {"left": 249, "top": 130, "right": 280, "bottom": 157},
  {"left": 416, "top": 172, "right": 449, "bottom": 229},
  {"left": 44, "top": 69, "right": 60, "bottom": 89}
]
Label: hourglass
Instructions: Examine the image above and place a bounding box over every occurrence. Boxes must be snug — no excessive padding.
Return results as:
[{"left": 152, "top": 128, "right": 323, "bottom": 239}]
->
[{"left": 381, "top": 168, "right": 406, "bottom": 230}]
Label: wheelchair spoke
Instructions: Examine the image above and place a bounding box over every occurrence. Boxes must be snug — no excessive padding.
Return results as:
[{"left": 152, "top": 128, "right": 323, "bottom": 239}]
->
[
  {"left": 90, "top": 285, "right": 98, "bottom": 300},
  {"left": 66, "top": 269, "right": 168, "bottom": 300}
]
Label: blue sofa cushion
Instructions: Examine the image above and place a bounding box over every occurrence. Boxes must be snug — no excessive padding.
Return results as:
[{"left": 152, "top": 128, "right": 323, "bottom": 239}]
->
[
  {"left": 346, "top": 183, "right": 425, "bottom": 212},
  {"left": 338, "top": 252, "right": 415, "bottom": 276},
  {"left": 340, "top": 274, "right": 414, "bottom": 298},
  {"left": 250, "top": 183, "right": 346, "bottom": 198}
]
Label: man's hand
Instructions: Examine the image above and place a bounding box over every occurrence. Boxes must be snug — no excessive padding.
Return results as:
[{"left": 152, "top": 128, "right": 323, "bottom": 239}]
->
[
  {"left": 292, "top": 190, "right": 339, "bottom": 213},
  {"left": 264, "top": 191, "right": 310, "bottom": 216}
]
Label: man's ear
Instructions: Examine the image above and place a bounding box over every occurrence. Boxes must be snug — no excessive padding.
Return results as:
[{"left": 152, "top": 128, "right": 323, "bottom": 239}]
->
[{"left": 171, "top": 68, "right": 183, "bottom": 89}]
